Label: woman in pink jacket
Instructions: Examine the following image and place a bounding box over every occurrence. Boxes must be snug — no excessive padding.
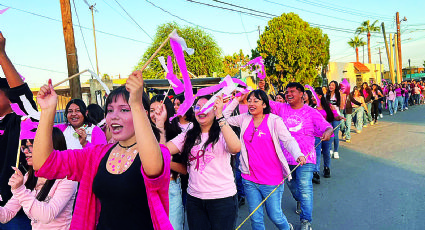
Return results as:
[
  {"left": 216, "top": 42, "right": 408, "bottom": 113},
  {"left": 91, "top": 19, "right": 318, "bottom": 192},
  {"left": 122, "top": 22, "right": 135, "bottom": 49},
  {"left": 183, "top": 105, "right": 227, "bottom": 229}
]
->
[
  {"left": 0, "top": 127, "right": 78, "bottom": 230},
  {"left": 32, "top": 72, "right": 172, "bottom": 230}
]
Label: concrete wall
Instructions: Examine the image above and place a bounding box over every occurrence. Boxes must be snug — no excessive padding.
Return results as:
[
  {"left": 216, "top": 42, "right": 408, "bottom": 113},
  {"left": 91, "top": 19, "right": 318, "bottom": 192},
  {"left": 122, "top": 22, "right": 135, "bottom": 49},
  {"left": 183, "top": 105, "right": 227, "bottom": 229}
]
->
[{"left": 327, "top": 62, "right": 384, "bottom": 88}]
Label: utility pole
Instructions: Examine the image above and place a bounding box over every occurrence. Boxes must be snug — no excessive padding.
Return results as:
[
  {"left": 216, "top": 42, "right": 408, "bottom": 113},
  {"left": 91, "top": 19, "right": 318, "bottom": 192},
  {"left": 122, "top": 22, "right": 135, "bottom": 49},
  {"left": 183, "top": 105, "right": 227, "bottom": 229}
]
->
[
  {"left": 89, "top": 4, "right": 100, "bottom": 76},
  {"left": 378, "top": 47, "right": 383, "bottom": 82},
  {"left": 60, "top": 0, "right": 81, "bottom": 99},
  {"left": 389, "top": 33, "right": 396, "bottom": 84},
  {"left": 394, "top": 33, "right": 402, "bottom": 83},
  {"left": 382, "top": 22, "right": 395, "bottom": 84},
  {"left": 396, "top": 12, "right": 403, "bottom": 76},
  {"left": 258, "top": 26, "right": 261, "bottom": 37}
]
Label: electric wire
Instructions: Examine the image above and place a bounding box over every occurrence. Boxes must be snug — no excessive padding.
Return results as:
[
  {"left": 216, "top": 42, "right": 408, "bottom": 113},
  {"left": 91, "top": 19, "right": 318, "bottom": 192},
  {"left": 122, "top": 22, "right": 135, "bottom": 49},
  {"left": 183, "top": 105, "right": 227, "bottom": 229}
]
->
[
  {"left": 144, "top": 0, "right": 258, "bottom": 35},
  {"left": 112, "top": 0, "right": 153, "bottom": 40}
]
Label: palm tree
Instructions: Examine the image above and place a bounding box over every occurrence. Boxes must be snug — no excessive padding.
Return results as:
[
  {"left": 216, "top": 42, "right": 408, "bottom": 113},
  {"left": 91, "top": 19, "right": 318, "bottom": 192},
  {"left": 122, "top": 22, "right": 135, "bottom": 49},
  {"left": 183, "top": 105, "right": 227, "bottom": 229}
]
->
[
  {"left": 356, "top": 20, "right": 380, "bottom": 64},
  {"left": 348, "top": 36, "right": 366, "bottom": 63}
]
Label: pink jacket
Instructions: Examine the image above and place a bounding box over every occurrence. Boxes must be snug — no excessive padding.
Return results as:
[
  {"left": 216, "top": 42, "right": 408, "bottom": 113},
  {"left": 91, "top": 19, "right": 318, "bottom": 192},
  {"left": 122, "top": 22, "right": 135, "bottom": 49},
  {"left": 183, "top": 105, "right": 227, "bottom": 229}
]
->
[
  {"left": 0, "top": 176, "right": 77, "bottom": 230},
  {"left": 35, "top": 144, "right": 172, "bottom": 230}
]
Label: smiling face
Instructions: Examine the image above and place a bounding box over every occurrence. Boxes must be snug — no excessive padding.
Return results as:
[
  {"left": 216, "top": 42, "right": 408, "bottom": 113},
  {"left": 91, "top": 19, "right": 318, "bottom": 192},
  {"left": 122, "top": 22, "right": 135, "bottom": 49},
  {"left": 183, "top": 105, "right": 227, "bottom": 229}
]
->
[
  {"left": 173, "top": 98, "right": 181, "bottom": 113},
  {"left": 149, "top": 101, "right": 162, "bottom": 124},
  {"left": 285, "top": 87, "right": 304, "bottom": 107},
  {"left": 275, "top": 94, "right": 285, "bottom": 103},
  {"left": 194, "top": 98, "right": 215, "bottom": 128},
  {"left": 329, "top": 82, "right": 336, "bottom": 92},
  {"left": 67, "top": 103, "right": 85, "bottom": 129},
  {"left": 247, "top": 94, "right": 266, "bottom": 116},
  {"left": 105, "top": 96, "right": 135, "bottom": 142},
  {"left": 22, "top": 139, "right": 34, "bottom": 166}
]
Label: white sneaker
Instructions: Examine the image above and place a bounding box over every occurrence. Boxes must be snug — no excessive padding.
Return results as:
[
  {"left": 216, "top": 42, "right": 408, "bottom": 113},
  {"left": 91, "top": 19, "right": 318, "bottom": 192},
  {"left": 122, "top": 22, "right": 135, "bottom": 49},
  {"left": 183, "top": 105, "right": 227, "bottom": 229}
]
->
[
  {"left": 301, "top": 220, "right": 312, "bottom": 230},
  {"left": 333, "top": 152, "right": 339, "bottom": 159},
  {"left": 330, "top": 150, "right": 334, "bottom": 158},
  {"left": 380, "top": 114, "right": 383, "bottom": 118}
]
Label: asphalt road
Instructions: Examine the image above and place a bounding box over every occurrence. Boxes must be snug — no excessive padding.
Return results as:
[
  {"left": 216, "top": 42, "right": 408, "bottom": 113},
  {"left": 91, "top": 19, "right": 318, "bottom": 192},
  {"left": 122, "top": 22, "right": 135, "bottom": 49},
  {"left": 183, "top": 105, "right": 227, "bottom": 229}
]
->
[{"left": 235, "top": 104, "right": 425, "bottom": 230}]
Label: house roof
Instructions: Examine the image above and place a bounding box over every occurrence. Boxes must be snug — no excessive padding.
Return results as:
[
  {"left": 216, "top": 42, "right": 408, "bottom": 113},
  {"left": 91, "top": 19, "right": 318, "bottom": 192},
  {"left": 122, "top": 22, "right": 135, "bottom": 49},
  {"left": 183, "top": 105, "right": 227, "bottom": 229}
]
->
[{"left": 352, "top": 62, "right": 370, "bottom": 73}]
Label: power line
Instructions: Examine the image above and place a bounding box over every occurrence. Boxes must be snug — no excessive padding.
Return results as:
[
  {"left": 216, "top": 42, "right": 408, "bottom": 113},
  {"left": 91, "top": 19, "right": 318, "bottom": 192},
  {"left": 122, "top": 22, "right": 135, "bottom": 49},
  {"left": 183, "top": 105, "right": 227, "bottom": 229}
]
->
[
  {"left": 0, "top": 3, "right": 150, "bottom": 44},
  {"left": 239, "top": 13, "right": 252, "bottom": 50},
  {"left": 101, "top": 0, "right": 133, "bottom": 25},
  {"left": 112, "top": 0, "right": 153, "bottom": 40},
  {"left": 186, "top": 0, "right": 271, "bottom": 19},
  {"left": 72, "top": 0, "right": 95, "bottom": 71},
  {"left": 13, "top": 63, "right": 67, "bottom": 74},
  {"left": 144, "top": 0, "right": 258, "bottom": 35}
]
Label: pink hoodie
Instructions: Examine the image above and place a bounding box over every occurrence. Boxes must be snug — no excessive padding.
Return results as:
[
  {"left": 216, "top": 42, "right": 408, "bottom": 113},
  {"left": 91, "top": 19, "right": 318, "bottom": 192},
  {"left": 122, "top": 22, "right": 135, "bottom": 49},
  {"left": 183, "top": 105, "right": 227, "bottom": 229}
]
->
[{"left": 35, "top": 144, "right": 172, "bottom": 230}]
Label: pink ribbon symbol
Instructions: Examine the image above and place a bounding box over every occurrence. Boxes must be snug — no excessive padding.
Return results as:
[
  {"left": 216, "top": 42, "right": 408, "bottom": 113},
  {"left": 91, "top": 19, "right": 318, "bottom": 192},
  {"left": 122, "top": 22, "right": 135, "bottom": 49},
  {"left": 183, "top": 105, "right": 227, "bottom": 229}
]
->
[{"left": 189, "top": 149, "right": 205, "bottom": 171}]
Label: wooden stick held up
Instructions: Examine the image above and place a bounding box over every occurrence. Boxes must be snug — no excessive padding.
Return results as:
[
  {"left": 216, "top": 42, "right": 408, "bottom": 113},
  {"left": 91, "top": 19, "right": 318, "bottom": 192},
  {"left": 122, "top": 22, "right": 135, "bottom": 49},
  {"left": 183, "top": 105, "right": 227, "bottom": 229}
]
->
[
  {"left": 15, "top": 139, "right": 21, "bottom": 170},
  {"left": 53, "top": 69, "right": 89, "bottom": 88},
  {"left": 139, "top": 29, "right": 177, "bottom": 72}
]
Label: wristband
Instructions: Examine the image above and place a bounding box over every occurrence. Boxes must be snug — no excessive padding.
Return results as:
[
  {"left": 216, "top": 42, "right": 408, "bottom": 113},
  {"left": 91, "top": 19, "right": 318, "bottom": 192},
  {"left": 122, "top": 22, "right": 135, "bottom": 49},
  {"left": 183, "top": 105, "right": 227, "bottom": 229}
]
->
[{"left": 216, "top": 116, "right": 225, "bottom": 122}]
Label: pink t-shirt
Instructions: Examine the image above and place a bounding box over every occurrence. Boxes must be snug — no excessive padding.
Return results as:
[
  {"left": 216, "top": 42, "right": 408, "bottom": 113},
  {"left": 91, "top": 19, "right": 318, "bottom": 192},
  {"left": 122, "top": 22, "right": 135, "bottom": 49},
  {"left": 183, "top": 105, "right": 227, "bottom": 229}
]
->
[
  {"left": 269, "top": 102, "right": 332, "bottom": 165},
  {"left": 171, "top": 132, "right": 237, "bottom": 199},
  {"left": 242, "top": 115, "right": 283, "bottom": 185},
  {"left": 395, "top": 88, "right": 402, "bottom": 97}
]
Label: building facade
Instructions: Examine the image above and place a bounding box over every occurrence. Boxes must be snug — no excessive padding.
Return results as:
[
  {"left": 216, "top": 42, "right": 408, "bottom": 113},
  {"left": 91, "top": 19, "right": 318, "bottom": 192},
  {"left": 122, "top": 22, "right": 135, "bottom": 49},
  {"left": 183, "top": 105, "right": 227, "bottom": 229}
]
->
[{"left": 326, "top": 62, "right": 384, "bottom": 88}]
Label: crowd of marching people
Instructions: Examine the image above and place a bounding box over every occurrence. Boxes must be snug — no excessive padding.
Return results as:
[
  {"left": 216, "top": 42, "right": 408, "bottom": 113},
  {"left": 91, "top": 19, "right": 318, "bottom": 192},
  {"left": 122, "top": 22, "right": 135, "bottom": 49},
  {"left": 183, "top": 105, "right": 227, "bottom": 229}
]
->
[{"left": 0, "top": 31, "right": 423, "bottom": 230}]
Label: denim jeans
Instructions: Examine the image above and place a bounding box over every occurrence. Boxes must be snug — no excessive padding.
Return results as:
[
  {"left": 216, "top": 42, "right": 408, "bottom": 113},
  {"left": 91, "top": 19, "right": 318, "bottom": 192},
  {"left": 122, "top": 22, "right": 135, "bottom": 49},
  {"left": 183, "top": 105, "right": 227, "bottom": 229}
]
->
[
  {"left": 286, "top": 163, "right": 315, "bottom": 222},
  {"left": 234, "top": 152, "right": 245, "bottom": 198},
  {"left": 339, "top": 109, "right": 346, "bottom": 135},
  {"left": 363, "top": 102, "right": 372, "bottom": 124},
  {"left": 242, "top": 179, "right": 291, "bottom": 230},
  {"left": 331, "top": 120, "right": 340, "bottom": 152},
  {"left": 404, "top": 96, "right": 409, "bottom": 109},
  {"left": 169, "top": 178, "right": 184, "bottom": 230},
  {"left": 314, "top": 137, "right": 332, "bottom": 172},
  {"left": 388, "top": 100, "right": 395, "bottom": 115},
  {"left": 344, "top": 106, "right": 364, "bottom": 140},
  {"left": 187, "top": 194, "right": 237, "bottom": 230},
  {"left": 395, "top": 96, "right": 404, "bottom": 111},
  {"left": 0, "top": 210, "right": 31, "bottom": 230}
]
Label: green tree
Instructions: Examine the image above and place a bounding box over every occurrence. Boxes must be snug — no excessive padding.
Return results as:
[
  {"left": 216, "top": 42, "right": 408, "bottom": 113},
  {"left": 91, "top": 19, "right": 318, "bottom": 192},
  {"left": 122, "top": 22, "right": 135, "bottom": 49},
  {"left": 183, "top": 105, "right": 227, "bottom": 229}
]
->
[
  {"left": 222, "top": 49, "right": 250, "bottom": 77},
  {"left": 256, "top": 13, "right": 330, "bottom": 88},
  {"left": 356, "top": 20, "right": 380, "bottom": 64},
  {"left": 348, "top": 36, "right": 367, "bottom": 62},
  {"left": 135, "top": 22, "right": 223, "bottom": 79}
]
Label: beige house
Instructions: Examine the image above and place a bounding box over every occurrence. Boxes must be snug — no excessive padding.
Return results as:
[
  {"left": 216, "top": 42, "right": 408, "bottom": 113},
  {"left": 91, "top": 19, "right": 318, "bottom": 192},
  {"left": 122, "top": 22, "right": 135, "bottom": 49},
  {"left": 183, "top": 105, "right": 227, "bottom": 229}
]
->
[{"left": 326, "top": 62, "right": 384, "bottom": 88}]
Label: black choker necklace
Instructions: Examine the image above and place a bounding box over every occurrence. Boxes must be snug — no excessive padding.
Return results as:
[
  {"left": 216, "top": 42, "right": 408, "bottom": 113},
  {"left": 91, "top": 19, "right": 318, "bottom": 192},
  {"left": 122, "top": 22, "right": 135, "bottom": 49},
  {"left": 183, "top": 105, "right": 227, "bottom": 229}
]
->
[{"left": 118, "top": 142, "right": 137, "bottom": 150}]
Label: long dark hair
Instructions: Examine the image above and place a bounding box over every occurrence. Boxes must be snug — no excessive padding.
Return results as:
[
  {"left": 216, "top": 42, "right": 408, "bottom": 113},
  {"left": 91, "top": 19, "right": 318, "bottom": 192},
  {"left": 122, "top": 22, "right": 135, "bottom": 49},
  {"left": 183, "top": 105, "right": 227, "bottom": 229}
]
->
[
  {"left": 64, "top": 99, "right": 91, "bottom": 127},
  {"left": 86, "top": 104, "right": 104, "bottom": 125},
  {"left": 181, "top": 95, "right": 220, "bottom": 166},
  {"left": 305, "top": 90, "right": 315, "bottom": 107},
  {"left": 150, "top": 95, "right": 181, "bottom": 141},
  {"left": 150, "top": 95, "right": 183, "bottom": 181},
  {"left": 326, "top": 80, "right": 341, "bottom": 107},
  {"left": 104, "top": 86, "right": 160, "bottom": 141},
  {"left": 315, "top": 87, "right": 335, "bottom": 123},
  {"left": 247, "top": 90, "right": 271, "bottom": 114},
  {"left": 175, "top": 94, "right": 194, "bottom": 123},
  {"left": 24, "top": 127, "right": 66, "bottom": 201}
]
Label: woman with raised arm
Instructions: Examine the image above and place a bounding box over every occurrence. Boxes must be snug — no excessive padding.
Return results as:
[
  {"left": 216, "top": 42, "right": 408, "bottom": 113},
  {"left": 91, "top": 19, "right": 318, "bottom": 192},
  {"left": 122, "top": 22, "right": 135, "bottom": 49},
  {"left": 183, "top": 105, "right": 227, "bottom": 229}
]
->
[
  {"left": 0, "top": 127, "right": 77, "bottom": 230},
  {"left": 32, "top": 71, "right": 172, "bottom": 230},
  {"left": 165, "top": 95, "right": 241, "bottom": 230},
  {"left": 222, "top": 90, "right": 305, "bottom": 230}
]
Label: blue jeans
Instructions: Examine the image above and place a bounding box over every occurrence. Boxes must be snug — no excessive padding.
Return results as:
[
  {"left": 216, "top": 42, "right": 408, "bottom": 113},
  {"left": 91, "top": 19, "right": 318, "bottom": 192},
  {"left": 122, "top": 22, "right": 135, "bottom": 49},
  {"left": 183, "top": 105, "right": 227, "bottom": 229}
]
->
[
  {"left": 234, "top": 152, "right": 245, "bottom": 198},
  {"left": 331, "top": 120, "right": 340, "bottom": 152},
  {"left": 0, "top": 210, "right": 31, "bottom": 230},
  {"left": 404, "top": 96, "right": 409, "bottom": 109},
  {"left": 314, "top": 137, "right": 332, "bottom": 172},
  {"left": 242, "top": 179, "right": 291, "bottom": 230},
  {"left": 169, "top": 178, "right": 184, "bottom": 230},
  {"left": 286, "top": 163, "right": 315, "bottom": 222},
  {"left": 363, "top": 102, "right": 372, "bottom": 124},
  {"left": 344, "top": 107, "right": 364, "bottom": 140},
  {"left": 395, "top": 96, "right": 404, "bottom": 111},
  {"left": 388, "top": 100, "right": 395, "bottom": 115}
]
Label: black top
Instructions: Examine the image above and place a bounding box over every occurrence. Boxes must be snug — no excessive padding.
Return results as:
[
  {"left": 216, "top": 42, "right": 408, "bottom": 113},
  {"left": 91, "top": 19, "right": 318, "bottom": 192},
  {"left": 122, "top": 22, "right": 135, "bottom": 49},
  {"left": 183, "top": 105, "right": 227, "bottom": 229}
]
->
[
  {"left": 0, "top": 83, "right": 35, "bottom": 206},
  {"left": 92, "top": 145, "right": 154, "bottom": 230}
]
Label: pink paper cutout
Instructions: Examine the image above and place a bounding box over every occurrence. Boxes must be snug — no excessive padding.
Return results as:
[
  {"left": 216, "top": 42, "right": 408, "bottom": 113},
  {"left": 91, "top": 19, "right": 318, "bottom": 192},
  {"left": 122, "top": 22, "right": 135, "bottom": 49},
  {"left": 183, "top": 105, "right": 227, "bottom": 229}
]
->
[
  {"left": 243, "top": 57, "right": 266, "bottom": 79},
  {"left": 0, "top": 7, "right": 10, "bottom": 15},
  {"left": 339, "top": 79, "right": 351, "bottom": 95},
  {"left": 232, "top": 78, "right": 247, "bottom": 87},
  {"left": 195, "top": 80, "right": 228, "bottom": 97},
  {"left": 20, "top": 118, "right": 38, "bottom": 140},
  {"left": 305, "top": 85, "right": 320, "bottom": 108},
  {"left": 0, "top": 130, "right": 4, "bottom": 135},
  {"left": 11, "top": 103, "right": 26, "bottom": 116},
  {"left": 165, "top": 56, "right": 185, "bottom": 94},
  {"left": 169, "top": 36, "right": 195, "bottom": 122}
]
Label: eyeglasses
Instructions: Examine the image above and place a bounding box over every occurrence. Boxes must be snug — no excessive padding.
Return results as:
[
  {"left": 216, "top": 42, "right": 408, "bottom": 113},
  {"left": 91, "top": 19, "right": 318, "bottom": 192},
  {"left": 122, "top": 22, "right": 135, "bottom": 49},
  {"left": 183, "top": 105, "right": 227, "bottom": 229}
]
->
[
  {"left": 249, "top": 127, "right": 258, "bottom": 143},
  {"left": 21, "top": 145, "right": 33, "bottom": 153}
]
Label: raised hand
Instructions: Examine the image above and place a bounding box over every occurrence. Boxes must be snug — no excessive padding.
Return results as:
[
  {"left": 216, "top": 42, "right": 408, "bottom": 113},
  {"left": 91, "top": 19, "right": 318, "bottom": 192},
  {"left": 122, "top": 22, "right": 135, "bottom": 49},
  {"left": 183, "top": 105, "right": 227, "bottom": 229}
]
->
[
  {"left": 126, "top": 70, "right": 144, "bottom": 108},
  {"left": 0, "top": 32, "right": 6, "bottom": 56},
  {"left": 214, "top": 95, "right": 224, "bottom": 118},
  {"left": 37, "top": 79, "right": 58, "bottom": 111},
  {"left": 154, "top": 103, "right": 167, "bottom": 128},
  {"left": 8, "top": 167, "right": 24, "bottom": 190},
  {"left": 76, "top": 128, "right": 88, "bottom": 147}
]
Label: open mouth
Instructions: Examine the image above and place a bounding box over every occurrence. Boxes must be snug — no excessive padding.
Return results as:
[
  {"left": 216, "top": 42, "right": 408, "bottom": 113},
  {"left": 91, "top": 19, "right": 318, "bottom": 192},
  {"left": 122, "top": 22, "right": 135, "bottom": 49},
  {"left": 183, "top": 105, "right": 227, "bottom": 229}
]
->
[
  {"left": 197, "top": 113, "right": 207, "bottom": 119},
  {"left": 111, "top": 124, "right": 123, "bottom": 132}
]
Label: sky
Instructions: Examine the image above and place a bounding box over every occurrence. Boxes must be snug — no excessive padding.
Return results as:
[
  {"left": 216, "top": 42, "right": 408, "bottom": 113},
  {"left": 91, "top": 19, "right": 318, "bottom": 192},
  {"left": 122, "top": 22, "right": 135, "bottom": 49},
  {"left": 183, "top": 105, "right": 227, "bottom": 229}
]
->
[{"left": 0, "top": 0, "right": 424, "bottom": 88}]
